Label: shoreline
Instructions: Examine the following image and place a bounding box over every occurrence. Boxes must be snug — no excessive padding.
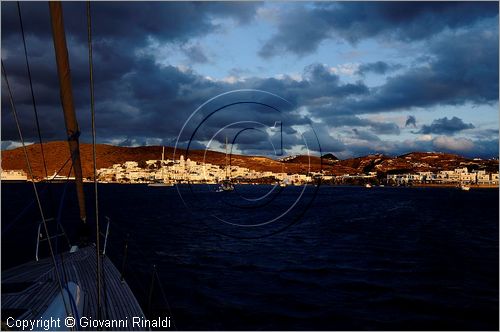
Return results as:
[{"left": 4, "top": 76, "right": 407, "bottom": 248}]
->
[
  {"left": 411, "top": 183, "right": 499, "bottom": 189},
  {"left": 3, "top": 181, "right": 499, "bottom": 189}
]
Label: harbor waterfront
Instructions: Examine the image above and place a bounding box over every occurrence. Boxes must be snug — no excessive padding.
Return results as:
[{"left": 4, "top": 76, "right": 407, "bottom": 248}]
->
[
  {"left": 2, "top": 158, "right": 498, "bottom": 187},
  {"left": 2, "top": 183, "right": 498, "bottom": 330}
]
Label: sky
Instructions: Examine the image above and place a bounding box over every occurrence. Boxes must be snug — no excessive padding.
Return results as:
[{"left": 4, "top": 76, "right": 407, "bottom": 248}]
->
[{"left": 1, "top": 1, "right": 498, "bottom": 159}]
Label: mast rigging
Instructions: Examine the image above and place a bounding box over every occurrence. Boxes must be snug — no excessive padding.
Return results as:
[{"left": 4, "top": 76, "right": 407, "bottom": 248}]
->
[
  {"left": 86, "top": 0, "right": 103, "bottom": 320},
  {"left": 49, "top": 1, "right": 87, "bottom": 223}
]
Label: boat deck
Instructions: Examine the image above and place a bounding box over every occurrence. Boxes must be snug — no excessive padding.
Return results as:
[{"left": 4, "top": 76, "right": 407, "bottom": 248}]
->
[{"left": 2, "top": 246, "right": 146, "bottom": 330}]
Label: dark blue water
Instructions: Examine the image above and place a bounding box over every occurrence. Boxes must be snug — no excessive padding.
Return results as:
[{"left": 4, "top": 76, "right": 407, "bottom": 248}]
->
[{"left": 2, "top": 183, "right": 499, "bottom": 330}]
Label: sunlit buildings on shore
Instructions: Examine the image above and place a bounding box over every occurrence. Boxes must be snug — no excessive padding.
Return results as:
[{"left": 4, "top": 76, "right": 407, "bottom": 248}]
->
[
  {"left": 387, "top": 168, "right": 499, "bottom": 186},
  {"left": 0, "top": 169, "right": 27, "bottom": 181},
  {"left": 2, "top": 159, "right": 497, "bottom": 187},
  {"left": 95, "top": 155, "right": 312, "bottom": 185}
]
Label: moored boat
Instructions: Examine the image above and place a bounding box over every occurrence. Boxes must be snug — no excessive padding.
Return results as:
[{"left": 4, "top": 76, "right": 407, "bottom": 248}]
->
[
  {"left": 217, "top": 137, "right": 234, "bottom": 192},
  {"left": 148, "top": 146, "right": 174, "bottom": 187}
]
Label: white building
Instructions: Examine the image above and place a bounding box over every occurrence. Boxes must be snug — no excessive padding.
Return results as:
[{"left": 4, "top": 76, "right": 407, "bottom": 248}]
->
[{"left": 1, "top": 169, "right": 28, "bottom": 181}]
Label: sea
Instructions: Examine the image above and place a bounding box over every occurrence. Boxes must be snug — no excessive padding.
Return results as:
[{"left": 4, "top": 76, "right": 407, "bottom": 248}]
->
[{"left": 2, "top": 183, "right": 499, "bottom": 330}]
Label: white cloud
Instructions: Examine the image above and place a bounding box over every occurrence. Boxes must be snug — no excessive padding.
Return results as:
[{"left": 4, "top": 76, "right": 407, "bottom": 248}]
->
[
  {"left": 274, "top": 73, "right": 302, "bottom": 81},
  {"left": 327, "top": 63, "right": 359, "bottom": 76},
  {"left": 433, "top": 136, "right": 474, "bottom": 152},
  {"left": 176, "top": 64, "right": 191, "bottom": 73},
  {"left": 417, "top": 134, "right": 433, "bottom": 142},
  {"left": 1, "top": 140, "right": 34, "bottom": 150},
  {"left": 220, "top": 75, "right": 242, "bottom": 84}
]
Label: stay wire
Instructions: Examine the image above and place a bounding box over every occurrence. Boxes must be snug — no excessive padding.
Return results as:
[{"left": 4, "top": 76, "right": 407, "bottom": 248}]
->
[
  {"left": 16, "top": 2, "right": 54, "bottom": 192},
  {"left": 86, "top": 1, "right": 103, "bottom": 320},
  {"left": 56, "top": 164, "right": 73, "bottom": 314},
  {"left": 55, "top": 163, "right": 74, "bottom": 257},
  {"left": 2, "top": 60, "right": 73, "bottom": 321},
  {"left": 154, "top": 269, "right": 178, "bottom": 331},
  {"left": 106, "top": 222, "right": 177, "bottom": 328},
  {"left": 1, "top": 155, "right": 71, "bottom": 237}
]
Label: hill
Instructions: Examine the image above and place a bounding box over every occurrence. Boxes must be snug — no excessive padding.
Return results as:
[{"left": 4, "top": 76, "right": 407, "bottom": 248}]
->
[
  {"left": 1, "top": 141, "right": 498, "bottom": 179},
  {"left": 0, "top": 141, "right": 329, "bottom": 179}
]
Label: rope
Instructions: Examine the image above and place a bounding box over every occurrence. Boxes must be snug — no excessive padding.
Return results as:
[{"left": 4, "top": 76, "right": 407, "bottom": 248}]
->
[
  {"left": 16, "top": 1, "right": 50, "bottom": 180},
  {"left": 105, "top": 243, "right": 177, "bottom": 329},
  {"left": 106, "top": 222, "right": 177, "bottom": 328},
  {"left": 2, "top": 60, "right": 73, "bottom": 320},
  {"left": 54, "top": 167, "right": 76, "bottom": 327},
  {"left": 154, "top": 269, "right": 178, "bottom": 331},
  {"left": 55, "top": 163, "right": 73, "bottom": 254},
  {"left": 102, "top": 255, "right": 110, "bottom": 320},
  {"left": 86, "top": 1, "right": 103, "bottom": 320},
  {"left": 16, "top": 0, "right": 61, "bottom": 231}
]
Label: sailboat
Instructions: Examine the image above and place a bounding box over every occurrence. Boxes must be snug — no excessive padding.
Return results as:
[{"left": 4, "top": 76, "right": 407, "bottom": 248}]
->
[
  {"left": 44, "top": 170, "right": 76, "bottom": 182},
  {"left": 279, "top": 178, "right": 289, "bottom": 187},
  {"left": 2, "top": 3, "right": 145, "bottom": 329},
  {"left": 459, "top": 183, "right": 470, "bottom": 191},
  {"left": 148, "top": 146, "right": 174, "bottom": 187},
  {"left": 217, "top": 137, "right": 234, "bottom": 192}
]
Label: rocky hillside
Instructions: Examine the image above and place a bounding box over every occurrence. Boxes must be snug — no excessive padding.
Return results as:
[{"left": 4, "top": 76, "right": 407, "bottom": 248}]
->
[
  {"left": 0, "top": 141, "right": 329, "bottom": 179},
  {"left": 1, "top": 141, "right": 498, "bottom": 179}
]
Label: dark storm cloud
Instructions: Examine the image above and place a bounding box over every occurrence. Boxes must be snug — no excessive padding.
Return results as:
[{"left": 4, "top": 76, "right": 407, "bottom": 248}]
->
[
  {"left": 2, "top": 2, "right": 498, "bottom": 159},
  {"left": 246, "top": 63, "right": 368, "bottom": 110},
  {"left": 405, "top": 115, "right": 417, "bottom": 128},
  {"left": 356, "top": 61, "right": 402, "bottom": 76},
  {"left": 300, "top": 63, "right": 369, "bottom": 99},
  {"left": 307, "top": 113, "right": 400, "bottom": 135},
  {"left": 259, "top": 2, "right": 498, "bottom": 58},
  {"left": 418, "top": 116, "right": 475, "bottom": 135},
  {"left": 1, "top": 0, "right": 261, "bottom": 97},
  {"left": 470, "top": 128, "right": 499, "bottom": 141},
  {"left": 369, "top": 121, "right": 400, "bottom": 135},
  {"left": 1, "top": 1, "right": 262, "bottom": 146},
  {"left": 301, "top": 124, "right": 345, "bottom": 153},
  {"left": 332, "top": 22, "right": 499, "bottom": 114},
  {"left": 469, "top": 139, "right": 499, "bottom": 158},
  {"left": 3, "top": 49, "right": 360, "bottom": 155},
  {"left": 2, "top": 2, "right": 260, "bottom": 43},
  {"left": 352, "top": 128, "right": 381, "bottom": 142}
]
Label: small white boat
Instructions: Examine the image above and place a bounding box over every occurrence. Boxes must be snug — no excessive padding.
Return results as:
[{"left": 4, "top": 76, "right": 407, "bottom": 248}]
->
[
  {"left": 460, "top": 185, "right": 470, "bottom": 191},
  {"left": 365, "top": 183, "right": 372, "bottom": 188}
]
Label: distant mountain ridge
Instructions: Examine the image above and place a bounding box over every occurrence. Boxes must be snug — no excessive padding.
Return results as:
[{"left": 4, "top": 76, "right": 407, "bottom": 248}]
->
[{"left": 1, "top": 141, "right": 498, "bottom": 179}]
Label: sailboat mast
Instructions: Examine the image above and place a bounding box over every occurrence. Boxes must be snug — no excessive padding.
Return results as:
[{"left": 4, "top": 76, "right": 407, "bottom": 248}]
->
[
  {"left": 225, "top": 136, "right": 228, "bottom": 179},
  {"left": 49, "top": 2, "right": 86, "bottom": 223},
  {"left": 161, "top": 146, "right": 165, "bottom": 180}
]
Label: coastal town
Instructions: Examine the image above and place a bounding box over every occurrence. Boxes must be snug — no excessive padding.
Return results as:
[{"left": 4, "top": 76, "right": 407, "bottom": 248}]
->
[{"left": 2, "top": 154, "right": 499, "bottom": 187}]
